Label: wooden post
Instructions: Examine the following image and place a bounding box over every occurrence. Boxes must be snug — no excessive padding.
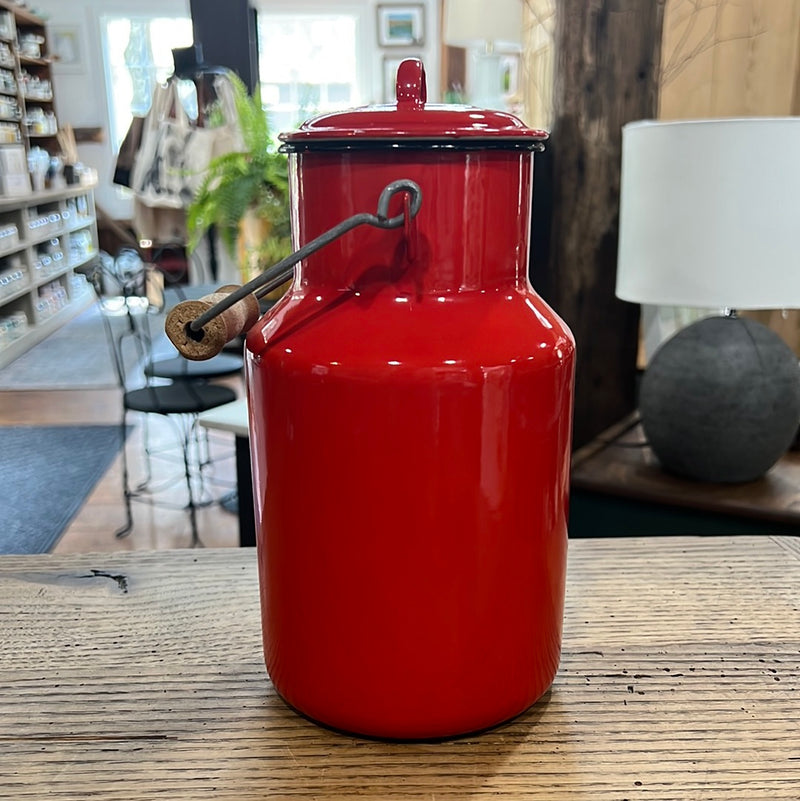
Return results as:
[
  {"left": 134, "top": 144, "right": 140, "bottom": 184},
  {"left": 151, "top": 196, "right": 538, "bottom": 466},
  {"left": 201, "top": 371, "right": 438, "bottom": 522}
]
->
[{"left": 544, "top": 0, "right": 665, "bottom": 448}]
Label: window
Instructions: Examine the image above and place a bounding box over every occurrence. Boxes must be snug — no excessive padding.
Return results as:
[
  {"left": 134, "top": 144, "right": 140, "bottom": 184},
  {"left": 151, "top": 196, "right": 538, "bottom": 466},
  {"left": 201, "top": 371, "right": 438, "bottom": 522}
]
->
[
  {"left": 102, "top": 16, "right": 193, "bottom": 151},
  {"left": 257, "top": 13, "right": 360, "bottom": 134}
]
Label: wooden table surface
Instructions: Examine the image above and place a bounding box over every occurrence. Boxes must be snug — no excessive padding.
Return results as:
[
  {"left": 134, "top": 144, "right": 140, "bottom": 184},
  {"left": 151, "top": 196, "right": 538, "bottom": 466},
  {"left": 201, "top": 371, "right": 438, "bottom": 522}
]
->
[{"left": 2, "top": 537, "right": 799, "bottom": 800}]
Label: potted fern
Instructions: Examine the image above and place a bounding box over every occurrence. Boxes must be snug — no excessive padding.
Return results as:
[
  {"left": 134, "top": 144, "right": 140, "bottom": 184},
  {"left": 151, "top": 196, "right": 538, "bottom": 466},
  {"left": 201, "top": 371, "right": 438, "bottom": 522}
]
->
[{"left": 187, "top": 74, "right": 291, "bottom": 286}]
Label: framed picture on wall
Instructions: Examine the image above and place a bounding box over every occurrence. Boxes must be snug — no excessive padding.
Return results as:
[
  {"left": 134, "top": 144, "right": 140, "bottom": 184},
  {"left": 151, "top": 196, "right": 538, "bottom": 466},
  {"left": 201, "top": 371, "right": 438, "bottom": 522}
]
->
[
  {"left": 377, "top": 5, "right": 425, "bottom": 47},
  {"left": 383, "top": 55, "right": 421, "bottom": 102},
  {"left": 50, "top": 26, "right": 85, "bottom": 73}
]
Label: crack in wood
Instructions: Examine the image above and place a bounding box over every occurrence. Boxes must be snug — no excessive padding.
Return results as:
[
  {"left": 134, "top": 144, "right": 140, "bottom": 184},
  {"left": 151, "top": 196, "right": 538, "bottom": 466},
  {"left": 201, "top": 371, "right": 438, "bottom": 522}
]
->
[{"left": 84, "top": 570, "right": 129, "bottom": 593}]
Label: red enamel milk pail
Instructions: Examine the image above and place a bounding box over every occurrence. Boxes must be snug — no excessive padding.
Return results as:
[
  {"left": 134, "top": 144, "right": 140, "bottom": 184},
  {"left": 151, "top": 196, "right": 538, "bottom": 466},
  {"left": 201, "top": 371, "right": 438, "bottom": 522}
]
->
[{"left": 245, "top": 59, "right": 575, "bottom": 739}]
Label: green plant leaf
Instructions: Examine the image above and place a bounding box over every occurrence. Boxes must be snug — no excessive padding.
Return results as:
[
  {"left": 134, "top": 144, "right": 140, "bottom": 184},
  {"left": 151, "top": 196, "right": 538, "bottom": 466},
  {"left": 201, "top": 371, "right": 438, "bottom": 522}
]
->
[{"left": 186, "top": 72, "right": 290, "bottom": 262}]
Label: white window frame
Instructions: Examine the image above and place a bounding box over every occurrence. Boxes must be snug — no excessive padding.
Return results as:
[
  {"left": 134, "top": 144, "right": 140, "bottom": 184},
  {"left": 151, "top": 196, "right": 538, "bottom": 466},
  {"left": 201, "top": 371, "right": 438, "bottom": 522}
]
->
[
  {"left": 252, "top": 0, "right": 440, "bottom": 109},
  {"left": 99, "top": 10, "right": 193, "bottom": 151},
  {"left": 255, "top": 0, "right": 372, "bottom": 114},
  {"left": 257, "top": 10, "right": 363, "bottom": 135}
]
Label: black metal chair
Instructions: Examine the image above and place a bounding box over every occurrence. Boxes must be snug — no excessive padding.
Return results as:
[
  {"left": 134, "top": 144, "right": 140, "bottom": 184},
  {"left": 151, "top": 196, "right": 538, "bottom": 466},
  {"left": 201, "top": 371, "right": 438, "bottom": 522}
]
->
[
  {"left": 144, "top": 352, "right": 243, "bottom": 381},
  {"left": 92, "top": 256, "right": 238, "bottom": 546}
]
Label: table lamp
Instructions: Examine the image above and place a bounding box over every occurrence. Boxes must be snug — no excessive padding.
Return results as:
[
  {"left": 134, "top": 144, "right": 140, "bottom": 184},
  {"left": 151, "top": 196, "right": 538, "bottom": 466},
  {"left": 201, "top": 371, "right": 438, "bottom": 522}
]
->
[
  {"left": 443, "top": 0, "right": 522, "bottom": 110},
  {"left": 616, "top": 118, "right": 800, "bottom": 483}
]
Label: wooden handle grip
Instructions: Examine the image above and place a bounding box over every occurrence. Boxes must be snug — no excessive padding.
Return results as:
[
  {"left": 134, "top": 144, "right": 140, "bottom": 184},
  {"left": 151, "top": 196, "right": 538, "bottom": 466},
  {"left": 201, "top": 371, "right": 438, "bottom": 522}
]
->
[{"left": 165, "top": 285, "right": 260, "bottom": 361}]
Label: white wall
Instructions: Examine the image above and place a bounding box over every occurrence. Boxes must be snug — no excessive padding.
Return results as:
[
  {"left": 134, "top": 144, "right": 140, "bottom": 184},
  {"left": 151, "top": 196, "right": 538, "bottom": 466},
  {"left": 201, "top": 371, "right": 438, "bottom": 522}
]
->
[
  {"left": 35, "top": 0, "right": 441, "bottom": 221},
  {"left": 35, "top": 0, "right": 190, "bottom": 220}
]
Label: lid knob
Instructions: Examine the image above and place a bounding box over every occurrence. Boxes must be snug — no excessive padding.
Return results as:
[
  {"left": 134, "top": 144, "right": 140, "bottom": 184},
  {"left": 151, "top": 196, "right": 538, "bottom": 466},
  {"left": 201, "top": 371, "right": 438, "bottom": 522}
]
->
[{"left": 396, "top": 58, "right": 427, "bottom": 111}]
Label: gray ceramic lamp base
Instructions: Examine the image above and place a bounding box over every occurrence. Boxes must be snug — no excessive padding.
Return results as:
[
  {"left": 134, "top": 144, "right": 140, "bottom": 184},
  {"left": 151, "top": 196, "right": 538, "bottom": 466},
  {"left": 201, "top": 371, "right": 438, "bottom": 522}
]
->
[{"left": 639, "top": 315, "right": 800, "bottom": 483}]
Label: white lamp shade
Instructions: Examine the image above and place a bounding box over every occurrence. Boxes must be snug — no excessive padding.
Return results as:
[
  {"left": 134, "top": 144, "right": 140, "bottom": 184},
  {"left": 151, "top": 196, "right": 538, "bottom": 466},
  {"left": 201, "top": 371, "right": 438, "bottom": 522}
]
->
[
  {"left": 443, "top": 0, "right": 523, "bottom": 50},
  {"left": 616, "top": 118, "right": 800, "bottom": 310}
]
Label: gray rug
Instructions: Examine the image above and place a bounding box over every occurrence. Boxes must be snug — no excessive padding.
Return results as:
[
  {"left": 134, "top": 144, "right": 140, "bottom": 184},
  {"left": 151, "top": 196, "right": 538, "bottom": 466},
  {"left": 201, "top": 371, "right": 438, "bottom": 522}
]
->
[
  {"left": 0, "top": 424, "right": 126, "bottom": 554},
  {"left": 0, "top": 301, "right": 171, "bottom": 391}
]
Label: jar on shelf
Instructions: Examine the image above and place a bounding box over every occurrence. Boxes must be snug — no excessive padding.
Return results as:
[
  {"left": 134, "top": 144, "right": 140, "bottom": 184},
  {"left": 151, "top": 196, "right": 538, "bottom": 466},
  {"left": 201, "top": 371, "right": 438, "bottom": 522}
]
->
[
  {"left": 69, "top": 273, "right": 90, "bottom": 297},
  {"left": 8, "top": 309, "right": 27, "bottom": 338},
  {"left": 38, "top": 252, "right": 53, "bottom": 276},
  {"left": 36, "top": 281, "right": 67, "bottom": 317},
  {"left": 25, "top": 107, "right": 45, "bottom": 134},
  {"left": 0, "top": 309, "right": 29, "bottom": 342},
  {"left": 0, "top": 256, "right": 26, "bottom": 298},
  {"left": 20, "top": 72, "right": 52, "bottom": 101},
  {"left": 0, "top": 271, "right": 14, "bottom": 298},
  {"left": 0, "top": 122, "right": 19, "bottom": 144},
  {"left": 0, "top": 68, "right": 16, "bottom": 95},
  {"left": 27, "top": 147, "right": 49, "bottom": 192},
  {"left": 0, "top": 11, "right": 14, "bottom": 41},
  {"left": 69, "top": 230, "right": 93, "bottom": 264},
  {"left": 46, "top": 238, "right": 64, "bottom": 264},
  {"left": 0, "top": 42, "right": 14, "bottom": 68},
  {"left": 0, "top": 223, "right": 19, "bottom": 252},
  {"left": 18, "top": 33, "right": 44, "bottom": 60},
  {"left": 0, "top": 96, "right": 19, "bottom": 119}
]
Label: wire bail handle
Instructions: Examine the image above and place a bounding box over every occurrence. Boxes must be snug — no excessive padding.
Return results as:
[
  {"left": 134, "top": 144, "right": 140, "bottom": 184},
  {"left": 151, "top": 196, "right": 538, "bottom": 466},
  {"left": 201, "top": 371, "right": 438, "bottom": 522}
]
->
[{"left": 165, "top": 179, "right": 423, "bottom": 360}]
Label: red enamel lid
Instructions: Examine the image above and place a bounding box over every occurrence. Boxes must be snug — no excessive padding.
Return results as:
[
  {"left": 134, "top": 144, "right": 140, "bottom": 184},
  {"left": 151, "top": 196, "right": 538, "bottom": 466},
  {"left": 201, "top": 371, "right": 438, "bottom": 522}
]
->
[{"left": 280, "top": 58, "right": 547, "bottom": 148}]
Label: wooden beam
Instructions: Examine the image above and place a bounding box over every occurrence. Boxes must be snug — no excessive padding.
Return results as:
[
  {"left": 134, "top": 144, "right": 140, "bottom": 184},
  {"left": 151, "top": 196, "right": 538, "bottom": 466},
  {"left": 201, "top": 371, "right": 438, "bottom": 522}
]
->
[
  {"left": 0, "top": 0, "right": 45, "bottom": 26},
  {"left": 545, "top": 0, "right": 665, "bottom": 448}
]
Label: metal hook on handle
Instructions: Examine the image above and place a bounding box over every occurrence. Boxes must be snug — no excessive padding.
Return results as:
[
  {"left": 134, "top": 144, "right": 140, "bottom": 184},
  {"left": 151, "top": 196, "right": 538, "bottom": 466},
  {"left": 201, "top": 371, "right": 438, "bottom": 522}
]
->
[
  {"left": 374, "top": 179, "right": 423, "bottom": 227},
  {"left": 199, "top": 179, "right": 422, "bottom": 326},
  {"left": 165, "top": 180, "right": 423, "bottom": 360}
]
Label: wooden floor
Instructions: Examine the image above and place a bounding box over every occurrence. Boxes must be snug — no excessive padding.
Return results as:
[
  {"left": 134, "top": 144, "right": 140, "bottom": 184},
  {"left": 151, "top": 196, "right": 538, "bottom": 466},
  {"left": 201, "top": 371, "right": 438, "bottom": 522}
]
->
[{"left": 0, "top": 385, "right": 241, "bottom": 553}]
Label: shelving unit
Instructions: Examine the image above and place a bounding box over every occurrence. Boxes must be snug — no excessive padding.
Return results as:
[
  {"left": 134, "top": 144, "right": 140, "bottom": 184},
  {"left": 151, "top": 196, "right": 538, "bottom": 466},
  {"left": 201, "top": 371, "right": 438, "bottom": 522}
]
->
[
  {"left": 0, "top": 183, "right": 98, "bottom": 369},
  {"left": 0, "top": 1, "right": 99, "bottom": 369},
  {"left": 0, "top": 0, "right": 55, "bottom": 153}
]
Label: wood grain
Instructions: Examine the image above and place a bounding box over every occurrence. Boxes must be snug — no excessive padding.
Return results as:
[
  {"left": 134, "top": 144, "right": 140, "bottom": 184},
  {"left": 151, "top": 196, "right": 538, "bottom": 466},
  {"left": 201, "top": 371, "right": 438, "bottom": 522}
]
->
[
  {"left": 545, "top": 1, "right": 665, "bottom": 448},
  {"left": 1, "top": 537, "right": 798, "bottom": 799}
]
